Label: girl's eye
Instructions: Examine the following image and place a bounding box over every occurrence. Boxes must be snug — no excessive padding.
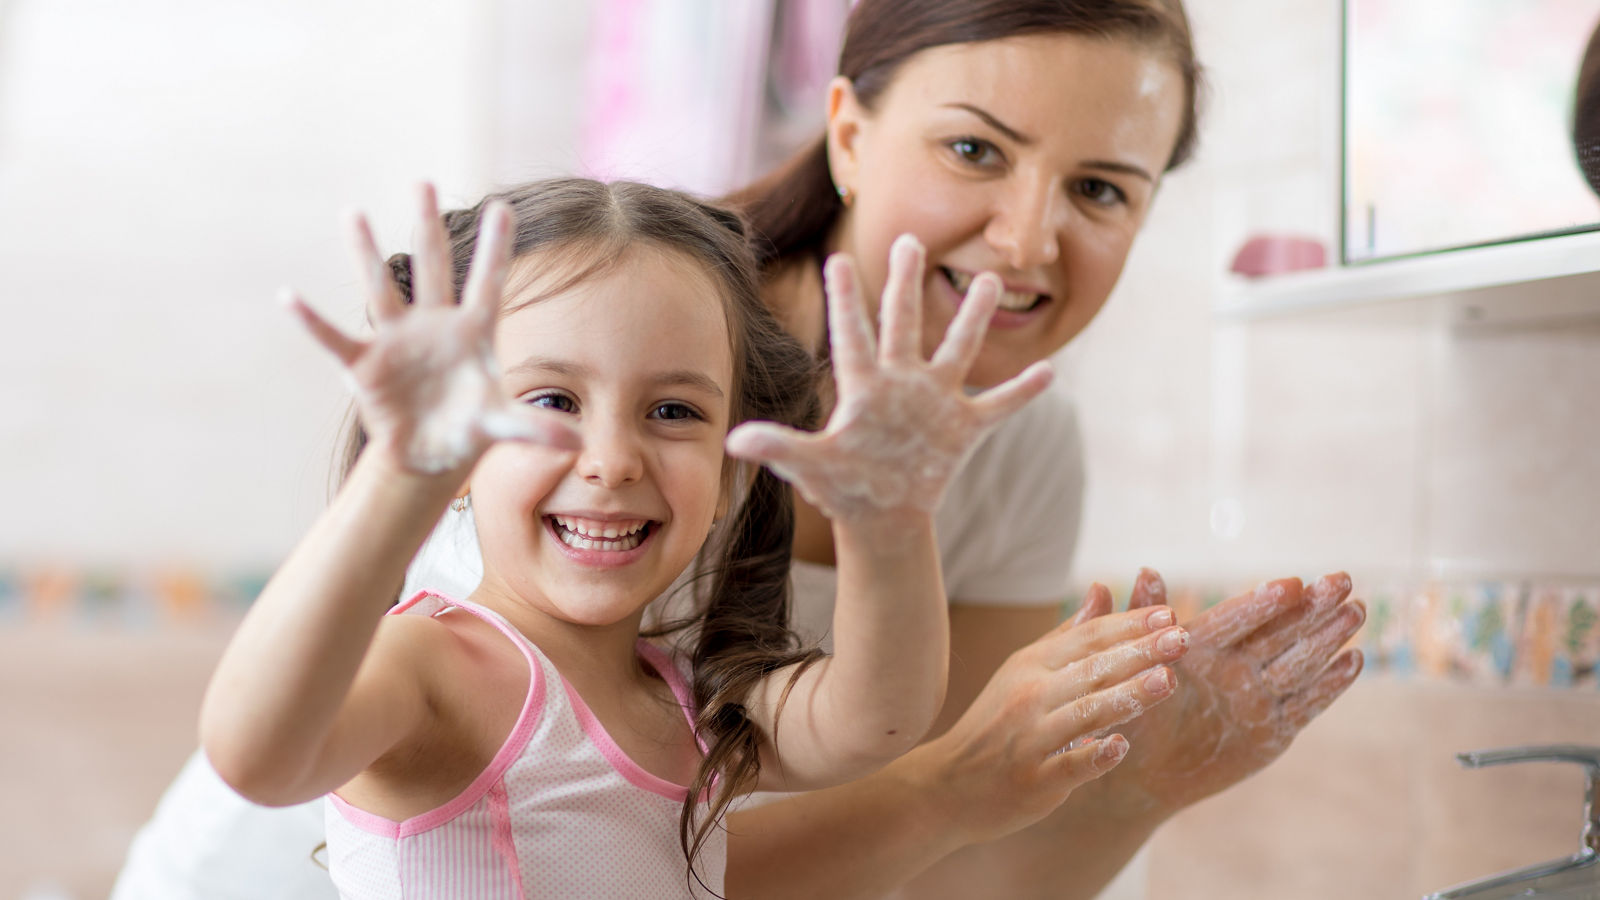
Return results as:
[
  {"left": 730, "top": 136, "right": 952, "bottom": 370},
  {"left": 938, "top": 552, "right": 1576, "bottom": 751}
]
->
[
  {"left": 650, "top": 402, "right": 701, "bottom": 422},
  {"left": 948, "top": 137, "right": 1002, "bottom": 167},
  {"left": 525, "top": 392, "right": 577, "bottom": 414},
  {"left": 1076, "top": 177, "right": 1128, "bottom": 207}
]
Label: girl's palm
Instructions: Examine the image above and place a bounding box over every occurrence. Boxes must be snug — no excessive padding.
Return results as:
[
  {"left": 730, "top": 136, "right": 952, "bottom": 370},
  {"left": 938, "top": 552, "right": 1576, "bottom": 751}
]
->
[
  {"left": 727, "top": 235, "right": 1053, "bottom": 522},
  {"left": 286, "top": 186, "right": 578, "bottom": 474}
]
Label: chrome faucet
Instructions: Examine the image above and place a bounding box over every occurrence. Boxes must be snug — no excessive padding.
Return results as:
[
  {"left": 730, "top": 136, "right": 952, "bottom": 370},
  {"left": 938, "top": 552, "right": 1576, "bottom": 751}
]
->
[{"left": 1423, "top": 745, "right": 1600, "bottom": 899}]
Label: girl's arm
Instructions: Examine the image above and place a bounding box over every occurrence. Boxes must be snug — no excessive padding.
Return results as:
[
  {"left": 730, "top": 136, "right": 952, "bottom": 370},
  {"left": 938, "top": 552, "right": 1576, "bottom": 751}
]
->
[
  {"left": 724, "top": 235, "right": 1055, "bottom": 790},
  {"left": 200, "top": 190, "right": 578, "bottom": 806}
]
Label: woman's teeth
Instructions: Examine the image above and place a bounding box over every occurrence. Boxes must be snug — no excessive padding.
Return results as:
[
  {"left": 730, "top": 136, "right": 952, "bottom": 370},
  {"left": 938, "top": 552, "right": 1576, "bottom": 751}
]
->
[
  {"left": 551, "top": 515, "right": 649, "bottom": 551},
  {"left": 942, "top": 268, "right": 1047, "bottom": 312}
]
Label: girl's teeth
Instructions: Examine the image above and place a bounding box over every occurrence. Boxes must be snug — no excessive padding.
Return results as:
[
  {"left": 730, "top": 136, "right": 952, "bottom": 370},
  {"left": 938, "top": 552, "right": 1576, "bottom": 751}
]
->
[{"left": 551, "top": 516, "right": 648, "bottom": 551}]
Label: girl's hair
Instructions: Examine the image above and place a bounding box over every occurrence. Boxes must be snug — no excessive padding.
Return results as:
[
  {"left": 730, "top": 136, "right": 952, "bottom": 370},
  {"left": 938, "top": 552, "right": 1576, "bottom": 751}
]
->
[
  {"left": 728, "top": 0, "right": 1206, "bottom": 268},
  {"left": 338, "top": 177, "right": 824, "bottom": 891},
  {"left": 1576, "top": 18, "right": 1600, "bottom": 195}
]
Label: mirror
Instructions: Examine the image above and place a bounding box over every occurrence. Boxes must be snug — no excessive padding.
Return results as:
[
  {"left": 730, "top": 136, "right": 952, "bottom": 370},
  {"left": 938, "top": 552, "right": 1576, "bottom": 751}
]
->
[{"left": 1343, "top": 0, "right": 1600, "bottom": 263}]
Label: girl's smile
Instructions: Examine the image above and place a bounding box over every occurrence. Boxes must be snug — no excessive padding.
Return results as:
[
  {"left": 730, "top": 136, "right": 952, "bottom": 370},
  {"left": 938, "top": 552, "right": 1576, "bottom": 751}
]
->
[{"left": 544, "top": 513, "right": 656, "bottom": 565}]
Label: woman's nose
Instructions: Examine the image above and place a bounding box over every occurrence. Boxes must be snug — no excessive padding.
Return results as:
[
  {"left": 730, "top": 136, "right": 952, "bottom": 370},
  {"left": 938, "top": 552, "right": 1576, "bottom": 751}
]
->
[
  {"left": 574, "top": 420, "right": 644, "bottom": 487},
  {"left": 986, "top": 178, "right": 1064, "bottom": 270}
]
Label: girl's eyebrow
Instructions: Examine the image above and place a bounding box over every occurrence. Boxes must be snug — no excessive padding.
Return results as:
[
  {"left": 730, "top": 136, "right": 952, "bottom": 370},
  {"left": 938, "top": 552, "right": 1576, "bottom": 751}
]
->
[
  {"left": 942, "top": 101, "right": 1156, "bottom": 183},
  {"left": 506, "top": 357, "right": 725, "bottom": 399}
]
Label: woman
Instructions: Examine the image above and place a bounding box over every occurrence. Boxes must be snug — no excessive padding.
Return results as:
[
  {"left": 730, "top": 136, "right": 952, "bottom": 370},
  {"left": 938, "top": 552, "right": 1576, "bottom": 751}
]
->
[{"left": 114, "top": 1, "right": 1365, "bottom": 897}]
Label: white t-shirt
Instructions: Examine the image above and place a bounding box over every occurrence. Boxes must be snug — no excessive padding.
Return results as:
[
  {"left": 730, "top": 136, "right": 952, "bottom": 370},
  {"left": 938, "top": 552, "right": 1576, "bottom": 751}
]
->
[{"left": 110, "top": 390, "right": 1084, "bottom": 900}]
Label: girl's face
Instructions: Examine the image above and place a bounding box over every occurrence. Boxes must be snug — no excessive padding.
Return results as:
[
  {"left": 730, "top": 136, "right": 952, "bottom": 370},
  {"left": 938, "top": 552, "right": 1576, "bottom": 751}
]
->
[
  {"left": 469, "top": 245, "right": 735, "bottom": 629},
  {"left": 827, "top": 32, "right": 1186, "bottom": 387}
]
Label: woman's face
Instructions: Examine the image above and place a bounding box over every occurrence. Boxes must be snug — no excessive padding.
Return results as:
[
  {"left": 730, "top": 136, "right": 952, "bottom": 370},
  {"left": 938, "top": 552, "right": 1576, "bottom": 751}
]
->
[{"left": 826, "top": 32, "right": 1186, "bottom": 387}]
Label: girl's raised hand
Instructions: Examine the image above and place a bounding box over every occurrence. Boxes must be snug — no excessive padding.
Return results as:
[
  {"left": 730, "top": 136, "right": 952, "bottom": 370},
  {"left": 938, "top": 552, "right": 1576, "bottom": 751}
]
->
[
  {"left": 285, "top": 185, "right": 580, "bottom": 474},
  {"left": 726, "top": 234, "right": 1053, "bottom": 524}
]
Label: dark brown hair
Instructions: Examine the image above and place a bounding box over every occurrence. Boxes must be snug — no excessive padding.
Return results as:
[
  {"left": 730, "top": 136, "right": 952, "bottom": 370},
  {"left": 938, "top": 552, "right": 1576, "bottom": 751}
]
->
[
  {"left": 339, "top": 177, "right": 824, "bottom": 892},
  {"left": 1575, "top": 18, "right": 1600, "bottom": 194},
  {"left": 730, "top": 0, "right": 1206, "bottom": 267}
]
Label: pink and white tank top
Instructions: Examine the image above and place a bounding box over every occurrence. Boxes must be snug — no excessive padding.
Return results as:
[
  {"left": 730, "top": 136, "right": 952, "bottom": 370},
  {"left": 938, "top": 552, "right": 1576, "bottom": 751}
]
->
[{"left": 324, "top": 592, "right": 725, "bottom": 899}]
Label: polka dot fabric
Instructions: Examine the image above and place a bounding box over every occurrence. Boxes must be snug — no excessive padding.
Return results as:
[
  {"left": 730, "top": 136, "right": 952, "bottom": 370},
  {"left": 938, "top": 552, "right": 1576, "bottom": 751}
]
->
[{"left": 324, "top": 593, "right": 725, "bottom": 899}]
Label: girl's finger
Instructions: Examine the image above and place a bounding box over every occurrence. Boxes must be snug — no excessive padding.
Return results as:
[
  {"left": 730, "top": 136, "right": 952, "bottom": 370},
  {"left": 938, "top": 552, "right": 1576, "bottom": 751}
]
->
[
  {"left": 348, "top": 212, "right": 405, "bottom": 322},
  {"left": 877, "top": 233, "right": 925, "bottom": 364},
  {"left": 1261, "top": 600, "right": 1365, "bottom": 696},
  {"left": 928, "top": 271, "right": 1001, "bottom": 377},
  {"left": 461, "top": 201, "right": 514, "bottom": 326},
  {"left": 724, "top": 421, "right": 823, "bottom": 471},
  {"left": 1243, "top": 572, "right": 1352, "bottom": 661},
  {"left": 1281, "top": 648, "right": 1363, "bottom": 730},
  {"left": 968, "top": 360, "right": 1055, "bottom": 426},
  {"left": 1044, "top": 665, "right": 1178, "bottom": 743},
  {"left": 1187, "top": 578, "right": 1304, "bottom": 649},
  {"left": 823, "top": 253, "right": 877, "bottom": 391},
  {"left": 478, "top": 406, "right": 583, "bottom": 452},
  {"left": 1128, "top": 568, "right": 1168, "bottom": 610},
  {"left": 282, "top": 290, "right": 363, "bottom": 366},
  {"left": 1040, "top": 604, "right": 1177, "bottom": 670},
  {"left": 411, "top": 183, "right": 455, "bottom": 308},
  {"left": 1048, "top": 626, "right": 1189, "bottom": 706}
]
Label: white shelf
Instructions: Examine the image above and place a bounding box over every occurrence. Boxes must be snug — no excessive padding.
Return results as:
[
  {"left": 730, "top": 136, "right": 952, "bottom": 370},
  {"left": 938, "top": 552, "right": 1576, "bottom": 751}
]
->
[{"left": 1216, "top": 229, "right": 1600, "bottom": 327}]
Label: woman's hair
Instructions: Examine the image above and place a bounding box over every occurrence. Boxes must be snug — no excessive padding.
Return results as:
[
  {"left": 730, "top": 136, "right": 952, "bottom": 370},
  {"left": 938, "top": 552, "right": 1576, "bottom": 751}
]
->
[
  {"left": 338, "top": 177, "right": 824, "bottom": 891},
  {"left": 729, "top": 0, "right": 1206, "bottom": 268},
  {"left": 1575, "top": 18, "right": 1600, "bottom": 195}
]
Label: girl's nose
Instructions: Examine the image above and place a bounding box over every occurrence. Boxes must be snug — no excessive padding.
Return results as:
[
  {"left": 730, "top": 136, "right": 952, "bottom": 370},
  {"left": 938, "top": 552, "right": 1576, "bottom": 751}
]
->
[
  {"left": 575, "top": 421, "right": 644, "bottom": 487},
  {"left": 985, "top": 177, "right": 1064, "bottom": 271}
]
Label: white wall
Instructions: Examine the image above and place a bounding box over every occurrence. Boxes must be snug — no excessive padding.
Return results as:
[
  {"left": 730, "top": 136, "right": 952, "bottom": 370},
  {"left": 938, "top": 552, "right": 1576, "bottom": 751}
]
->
[{"left": 0, "top": 0, "right": 589, "bottom": 569}]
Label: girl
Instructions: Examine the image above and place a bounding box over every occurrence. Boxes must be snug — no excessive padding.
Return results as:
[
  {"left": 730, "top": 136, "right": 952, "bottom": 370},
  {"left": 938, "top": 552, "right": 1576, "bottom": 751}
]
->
[{"left": 200, "top": 178, "right": 1169, "bottom": 897}]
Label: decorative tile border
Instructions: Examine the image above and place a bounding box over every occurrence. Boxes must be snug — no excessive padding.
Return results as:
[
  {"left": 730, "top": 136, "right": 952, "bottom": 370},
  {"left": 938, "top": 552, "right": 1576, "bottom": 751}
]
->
[
  {"left": 0, "top": 567, "right": 266, "bottom": 629},
  {"left": 1073, "top": 576, "right": 1600, "bottom": 689}
]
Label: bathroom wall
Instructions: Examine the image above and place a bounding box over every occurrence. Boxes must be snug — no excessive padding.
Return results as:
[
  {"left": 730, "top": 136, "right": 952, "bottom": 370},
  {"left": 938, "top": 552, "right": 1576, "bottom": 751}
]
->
[{"left": 1058, "top": 0, "right": 1600, "bottom": 895}]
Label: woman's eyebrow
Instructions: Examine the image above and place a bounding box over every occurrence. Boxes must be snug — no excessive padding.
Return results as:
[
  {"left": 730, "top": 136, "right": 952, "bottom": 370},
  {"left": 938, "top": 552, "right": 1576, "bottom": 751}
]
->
[{"left": 943, "top": 102, "right": 1156, "bottom": 183}]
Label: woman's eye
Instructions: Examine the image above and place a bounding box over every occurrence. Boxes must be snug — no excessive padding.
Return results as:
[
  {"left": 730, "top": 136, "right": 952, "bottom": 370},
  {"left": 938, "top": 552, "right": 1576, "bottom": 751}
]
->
[
  {"left": 525, "top": 392, "right": 577, "bottom": 414},
  {"left": 1076, "top": 177, "right": 1128, "bottom": 206},
  {"left": 650, "top": 402, "right": 700, "bottom": 422},
  {"left": 948, "top": 137, "right": 1001, "bottom": 167}
]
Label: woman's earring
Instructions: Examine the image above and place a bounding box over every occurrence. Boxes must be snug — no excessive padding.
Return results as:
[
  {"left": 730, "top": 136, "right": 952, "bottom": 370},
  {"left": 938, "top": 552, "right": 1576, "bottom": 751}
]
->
[
  {"left": 836, "top": 183, "right": 854, "bottom": 207},
  {"left": 451, "top": 495, "right": 470, "bottom": 513}
]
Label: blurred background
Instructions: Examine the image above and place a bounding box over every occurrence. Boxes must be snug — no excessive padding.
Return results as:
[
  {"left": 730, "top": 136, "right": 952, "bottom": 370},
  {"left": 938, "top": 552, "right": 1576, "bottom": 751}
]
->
[{"left": 1, "top": 0, "right": 1597, "bottom": 897}]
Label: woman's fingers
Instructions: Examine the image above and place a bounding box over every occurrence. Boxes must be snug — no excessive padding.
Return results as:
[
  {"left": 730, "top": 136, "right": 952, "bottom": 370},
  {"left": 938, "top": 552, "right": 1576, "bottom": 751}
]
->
[
  {"left": 1261, "top": 599, "right": 1366, "bottom": 696},
  {"left": 1243, "top": 572, "right": 1352, "bottom": 661},
  {"left": 1046, "top": 625, "right": 1190, "bottom": 707},
  {"left": 348, "top": 212, "right": 405, "bottom": 323},
  {"left": 822, "top": 254, "right": 877, "bottom": 392},
  {"left": 283, "top": 290, "right": 363, "bottom": 366},
  {"left": 876, "top": 234, "right": 925, "bottom": 364},
  {"left": 1043, "top": 664, "right": 1178, "bottom": 749},
  {"left": 411, "top": 183, "right": 455, "bottom": 308},
  {"left": 1281, "top": 648, "right": 1364, "bottom": 730},
  {"left": 1128, "top": 568, "right": 1168, "bottom": 610},
  {"left": 1068, "top": 582, "right": 1114, "bottom": 627},
  {"left": 1039, "top": 734, "right": 1130, "bottom": 792},
  {"left": 1040, "top": 604, "right": 1180, "bottom": 670},
  {"left": 1187, "top": 578, "right": 1304, "bottom": 649},
  {"left": 928, "top": 271, "right": 1001, "bottom": 376},
  {"left": 461, "top": 201, "right": 513, "bottom": 326}
]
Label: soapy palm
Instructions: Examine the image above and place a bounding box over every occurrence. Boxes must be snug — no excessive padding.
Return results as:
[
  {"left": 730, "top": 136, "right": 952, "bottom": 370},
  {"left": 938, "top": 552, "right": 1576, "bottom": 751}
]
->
[
  {"left": 285, "top": 188, "right": 578, "bottom": 474},
  {"left": 1105, "top": 571, "right": 1367, "bottom": 814},
  {"left": 726, "top": 235, "right": 1053, "bottom": 523}
]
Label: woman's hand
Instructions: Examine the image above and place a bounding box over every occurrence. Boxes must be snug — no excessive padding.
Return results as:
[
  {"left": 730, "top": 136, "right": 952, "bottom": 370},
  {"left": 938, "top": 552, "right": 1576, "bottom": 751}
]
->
[
  {"left": 725, "top": 233, "right": 1053, "bottom": 528},
  {"left": 285, "top": 184, "right": 579, "bottom": 475},
  {"left": 1091, "top": 569, "right": 1366, "bottom": 817},
  {"left": 915, "top": 584, "right": 1192, "bottom": 846}
]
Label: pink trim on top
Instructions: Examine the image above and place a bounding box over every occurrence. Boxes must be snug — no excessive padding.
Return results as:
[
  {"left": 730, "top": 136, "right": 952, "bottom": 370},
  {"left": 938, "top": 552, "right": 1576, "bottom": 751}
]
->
[
  {"left": 560, "top": 639, "right": 710, "bottom": 803},
  {"left": 487, "top": 779, "right": 525, "bottom": 896},
  {"left": 328, "top": 591, "right": 547, "bottom": 839}
]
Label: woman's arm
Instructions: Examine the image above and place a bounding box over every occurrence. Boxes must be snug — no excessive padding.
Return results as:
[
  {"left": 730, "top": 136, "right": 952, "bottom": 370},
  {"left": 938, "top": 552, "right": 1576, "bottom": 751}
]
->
[
  {"left": 726, "top": 572, "right": 1365, "bottom": 900},
  {"left": 727, "top": 238, "right": 1053, "bottom": 790}
]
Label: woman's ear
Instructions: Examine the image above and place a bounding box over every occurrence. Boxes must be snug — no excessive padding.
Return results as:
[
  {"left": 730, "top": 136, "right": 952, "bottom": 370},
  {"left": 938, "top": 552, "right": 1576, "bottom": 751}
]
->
[{"left": 825, "top": 75, "right": 866, "bottom": 200}]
